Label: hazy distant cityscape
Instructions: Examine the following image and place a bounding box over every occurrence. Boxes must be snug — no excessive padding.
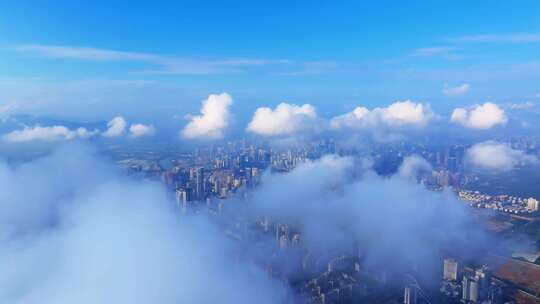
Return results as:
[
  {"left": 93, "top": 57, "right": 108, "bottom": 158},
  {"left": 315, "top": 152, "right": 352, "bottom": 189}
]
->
[{"left": 107, "top": 137, "right": 540, "bottom": 303}]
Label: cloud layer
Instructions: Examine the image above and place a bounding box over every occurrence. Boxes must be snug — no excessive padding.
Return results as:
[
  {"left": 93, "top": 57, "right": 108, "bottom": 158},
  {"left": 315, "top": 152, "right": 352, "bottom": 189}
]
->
[
  {"left": 0, "top": 145, "right": 288, "bottom": 304},
  {"left": 2, "top": 125, "right": 98, "bottom": 142},
  {"left": 240, "top": 154, "right": 488, "bottom": 271},
  {"left": 1, "top": 116, "right": 156, "bottom": 143},
  {"left": 0, "top": 142, "right": 504, "bottom": 302},
  {"left": 466, "top": 141, "right": 539, "bottom": 171},
  {"left": 398, "top": 155, "right": 433, "bottom": 180},
  {"left": 1, "top": 97, "right": 526, "bottom": 144}
]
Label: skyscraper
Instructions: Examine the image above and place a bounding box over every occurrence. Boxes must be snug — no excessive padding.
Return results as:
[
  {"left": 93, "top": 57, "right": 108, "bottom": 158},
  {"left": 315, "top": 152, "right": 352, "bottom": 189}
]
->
[
  {"left": 175, "top": 188, "right": 190, "bottom": 213},
  {"left": 403, "top": 286, "right": 417, "bottom": 304},
  {"left": 443, "top": 259, "right": 458, "bottom": 281},
  {"left": 527, "top": 198, "right": 539, "bottom": 211},
  {"left": 441, "top": 258, "right": 461, "bottom": 299},
  {"left": 462, "top": 275, "right": 479, "bottom": 303},
  {"left": 190, "top": 167, "right": 205, "bottom": 201}
]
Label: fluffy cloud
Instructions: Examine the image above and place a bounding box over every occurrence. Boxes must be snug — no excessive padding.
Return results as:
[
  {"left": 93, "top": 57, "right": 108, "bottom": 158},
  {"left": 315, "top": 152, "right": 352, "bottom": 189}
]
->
[
  {"left": 0, "top": 145, "right": 289, "bottom": 304},
  {"left": 2, "top": 125, "right": 98, "bottom": 142},
  {"left": 466, "top": 141, "right": 539, "bottom": 171},
  {"left": 246, "top": 103, "right": 317, "bottom": 136},
  {"left": 443, "top": 83, "right": 471, "bottom": 97},
  {"left": 243, "top": 155, "right": 486, "bottom": 269},
  {"left": 381, "top": 100, "right": 435, "bottom": 125},
  {"left": 103, "top": 116, "right": 127, "bottom": 137},
  {"left": 398, "top": 155, "right": 433, "bottom": 180},
  {"left": 129, "top": 123, "right": 155, "bottom": 138},
  {"left": 330, "top": 100, "right": 435, "bottom": 129},
  {"left": 181, "top": 93, "right": 233, "bottom": 139},
  {"left": 0, "top": 144, "right": 493, "bottom": 302},
  {"left": 1, "top": 117, "right": 157, "bottom": 142},
  {"left": 451, "top": 102, "right": 507, "bottom": 129},
  {"left": 330, "top": 107, "right": 372, "bottom": 129}
]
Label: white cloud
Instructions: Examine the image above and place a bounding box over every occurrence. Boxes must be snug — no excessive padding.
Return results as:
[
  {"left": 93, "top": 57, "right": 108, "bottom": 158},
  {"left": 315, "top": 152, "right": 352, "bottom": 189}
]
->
[
  {"left": 409, "top": 46, "right": 463, "bottom": 60},
  {"left": 246, "top": 154, "right": 487, "bottom": 267},
  {"left": 181, "top": 93, "right": 233, "bottom": 139},
  {"left": 398, "top": 155, "right": 433, "bottom": 179},
  {"left": 0, "top": 146, "right": 289, "bottom": 304},
  {"left": 14, "top": 44, "right": 290, "bottom": 75},
  {"left": 246, "top": 103, "right": 317, "bottom": 136},
  {"left": 330, "top": 107, "right": 372, "bottom": 129},
  {"left": 0, "top": 145, "right": 489, "bottom": 303},
  {"left": 466, "top": 141, "right": 539, "bottom": 171},
  {"left": 2, "top": 125, "right": 98, "bottom": 142},
  {"left": 509, "top": 101, "right": 535, "bottom": 110},
  {"left": 452, "top": 33, "right": 540, "bottom": 43},
  {"left": 409, "top": 46, "right": 462, "bottom": 60},
  {"left": 443, "top": 83, "right": 471, "bottom": 97},
  {"left": 382, "top": 101, "right": 435, "bottom": 125},
  {"left": 411, "top": 47, "right": 452, "bottom": 57},
  {"left": 276, "top": 61, "right": 340, "bottom": 76},
  {"left": 102, "top": 117, "right": 155, "bottom": 138},
  {"left": 129, "top": 124, "right": 155, "bottom": 138},
  {"left": 451, "top": 102, "right": 507, "bottom": 129},
  {"left": 16, "top": 45, "right": 157, "bottom": 61},
  {"left": 330, "top": 100, "right": 435, "bottom": 129},
  {"left": 450, "top": 108, "right": 468, "bottom": 123},
  {"left": 103, "top": 116, "right": 127, "bottom": 137}
]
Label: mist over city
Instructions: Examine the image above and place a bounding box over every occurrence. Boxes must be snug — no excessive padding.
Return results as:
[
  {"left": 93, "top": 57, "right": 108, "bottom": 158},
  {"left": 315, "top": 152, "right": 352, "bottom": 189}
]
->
[{"left": 1, "top": 1, "right": 540, "bottom": 303}]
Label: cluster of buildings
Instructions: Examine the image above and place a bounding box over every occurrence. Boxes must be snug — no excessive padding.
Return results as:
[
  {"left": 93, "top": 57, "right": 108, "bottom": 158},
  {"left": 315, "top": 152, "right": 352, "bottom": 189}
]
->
[
  {"left": 424, "top": 170, "right": 466, "bottom": 188},
  {"left": 257, "top": 223, "right": 403, "bottom": 304},
  {"left": 161, "top": 140, "right": 336, "bottom": 210},
  {"left": 173, "top": 165, "right": 261, "bottom": 212},
  {"left": 172, "top": 193, "right": 405, "bottom": 304},
  {"left": 440, "top": 257, "right": 540, "bottom": 304},
  {"left": 111, "top": 138, "right": 540, "bottom": 303},
  {"left": 440, "top": 259, "right": 503, "bottom": 303},
  {"left": 457, "top": 190, "right": 539, "bottom": 215}
]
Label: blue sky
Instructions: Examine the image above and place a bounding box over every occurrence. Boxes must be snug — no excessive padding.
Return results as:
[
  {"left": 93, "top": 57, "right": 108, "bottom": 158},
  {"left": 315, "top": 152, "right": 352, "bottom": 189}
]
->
[{"left": 1, "top": 0, "right": 540, "bottom": 122}]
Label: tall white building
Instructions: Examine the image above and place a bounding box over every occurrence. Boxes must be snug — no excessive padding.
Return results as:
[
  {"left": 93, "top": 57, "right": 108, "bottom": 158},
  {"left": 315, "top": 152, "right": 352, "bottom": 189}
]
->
[
  {"left": 403, "top": 286, "right": 417, "bottom": 304},
  {"left": 527, "top": 197, "right": 539, "bottom": 211},
  {"left": 175, "top": 188, "right": 189, "bottom": 213},
  {"left": 443, "top": 259, "right": 458, "bottom": 281},
  {"left": 462, "top": 275, "right": 479, "bottom": 303},
  {"left": 462, "top": 266, "right": 491, "bottom": 303}
]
